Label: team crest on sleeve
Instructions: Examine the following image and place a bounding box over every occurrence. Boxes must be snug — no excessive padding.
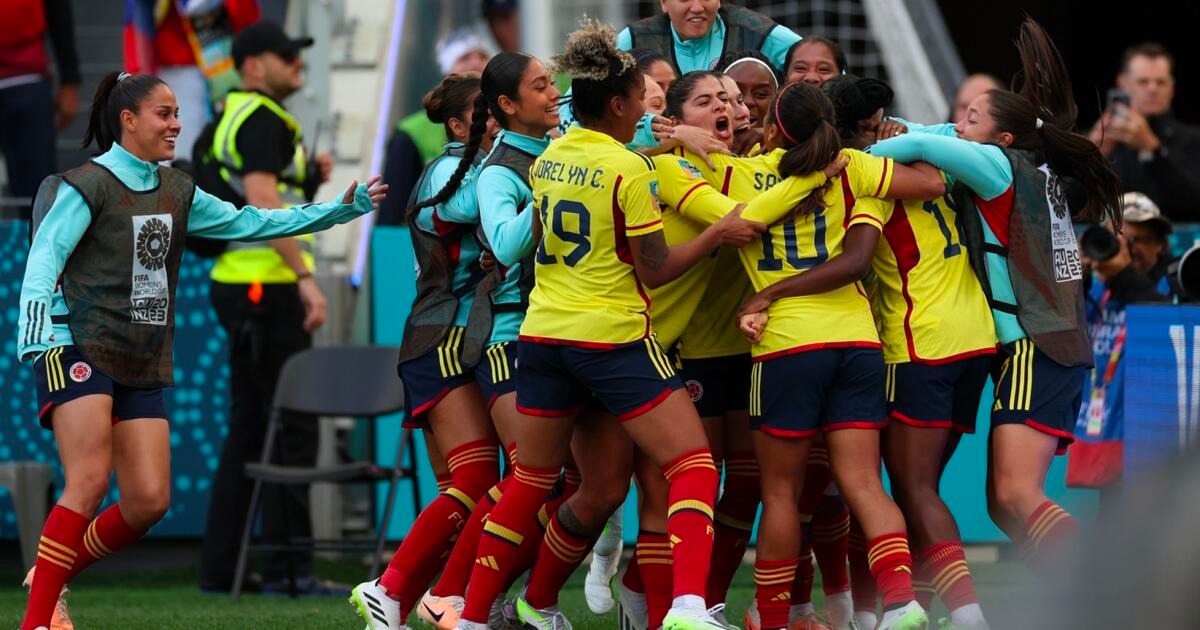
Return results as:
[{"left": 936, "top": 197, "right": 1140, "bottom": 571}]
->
[
  {"left": 649, "top": 180, "right": 660, "bottom": 207},
  {"left": 686, "top": 379, "right": 704, "bottom": 402},
  {"left": 69, "top": 361, "right": 92, "bottom": 383},
  {"left": 678, "top": 159, "right": 703, "bottom": 179}
]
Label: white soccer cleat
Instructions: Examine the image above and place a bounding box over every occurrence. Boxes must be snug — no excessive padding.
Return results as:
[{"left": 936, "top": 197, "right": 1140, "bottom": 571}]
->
[
  {"left": 585, "top": 549, "right": 621, "bottom": 614},
  {"left": 416, "top": 589, "right": 465, "bottom": 630},
  {"left": 349, "top": 579, "right": 406, "bottom": 630},
  {"left": 617, "top": 567, "right": 648, "bottom": 630}
]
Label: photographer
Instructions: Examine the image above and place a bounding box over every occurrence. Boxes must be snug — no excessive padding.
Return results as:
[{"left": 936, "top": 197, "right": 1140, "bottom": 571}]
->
[
  {"left": 1071, "top": 193, "right": 1175, "bottom": 492},
  {"left": 1089, "top": 43, "right": 1200, "bottom": 221}
]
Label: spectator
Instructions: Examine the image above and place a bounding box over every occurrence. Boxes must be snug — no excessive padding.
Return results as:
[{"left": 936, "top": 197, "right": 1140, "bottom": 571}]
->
[
  {"left": 1089, "top": 43, "right": 1200, "bottom": 221},
  {"left": 377, "top": 30, "right": 492, "bottom": 225},
  {"left": 0, "top": 0, "right": 80, "bottom": 220},
  {"left": 949, "top": 72, "right": 1001, "bottom": 122},
  {"left": 1070, "top": 192, "right": 1176, "bottom": 496},
  {"left": 124, "top": 0, "right": 260, "bottom": 163},
  {"left": 618, "top": 0, "right": 802, "bottom": 75},
  {"left": 473, "top": 0, "right": 520, "bottom": 54},
  {"left": 632, "top": 47, "right": 678, "bottom": 94}
]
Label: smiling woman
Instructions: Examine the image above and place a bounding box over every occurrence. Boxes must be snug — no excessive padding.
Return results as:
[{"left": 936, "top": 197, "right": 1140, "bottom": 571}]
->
[{"left": 15, "top": 69, "right": 386, "bottom": 630}]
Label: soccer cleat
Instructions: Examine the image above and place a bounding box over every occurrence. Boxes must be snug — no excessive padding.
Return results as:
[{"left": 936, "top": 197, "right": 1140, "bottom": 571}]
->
[
  {"left": 454, "top": 621, "right": 489, "bottom": 630},
  {"left": 416, "top": 590, "right": 464, "bottom": 630},
  {"left": 515, "top": 593, "right": 574, "bottom": 630},
  {"left": 708, "top": 603, "right": 740, "bottom": 630},
  {"left": 853, "top": 612, "right": 878, "bottom": 630},
  {"left": 787, "top": 612, "right": 834, "bottom": 630},
  {"left": 23, "top": 567, "right": 73, "bottom": 630},
  {"left": 877, "top": 602, "right": 928, "bottom": 630},
  {"left": 584, "top": 547, "right": 620, "bottom": 614},
  {"left": 490, "top": 596, "right": 520, "bottom": 630},
  {"left": 349, "top": 579, "right": 406, "bottom": 630},
  {"left": 744, "top": 600, "right": 760, "bottom": 630},
  {"left": 616, "top": 570, "right": 648, "bottom": 630},
  {"left": 663, "top": 604, "right": 731, "bottom": 630}
]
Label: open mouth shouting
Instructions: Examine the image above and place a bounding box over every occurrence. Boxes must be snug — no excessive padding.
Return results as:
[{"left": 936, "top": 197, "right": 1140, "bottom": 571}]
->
[{"left": 713, "top": 114, "right": 732, "bottom": 141}]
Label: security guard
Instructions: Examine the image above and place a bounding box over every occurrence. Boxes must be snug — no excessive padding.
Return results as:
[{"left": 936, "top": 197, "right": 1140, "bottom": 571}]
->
[{"left": 196, "top": 20, "right": 342, "bottom": 596}]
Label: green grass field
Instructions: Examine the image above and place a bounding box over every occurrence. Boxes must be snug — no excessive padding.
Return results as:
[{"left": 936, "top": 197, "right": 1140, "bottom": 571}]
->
[{"left": 1, "top": 555, "right": 1030, "bottom": 629}]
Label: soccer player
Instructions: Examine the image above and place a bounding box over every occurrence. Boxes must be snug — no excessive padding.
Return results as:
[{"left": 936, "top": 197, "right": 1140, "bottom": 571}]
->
[
  {"left": 731, "top": 82, "right": 946, "bottom": 630},
  {"left": 784, "top": 36, "right": 846, "bottom": 87},
  {"left": 868, "top": 19, "right": 1122, "bottom": 577},
  {"left": 718, "top": 51, "right": 779, "bottom": 129},
  {"left": 824, "top": 74, "right": 996, "bottom": 630},
  {"left": 17, "top": 70, "right": 383, "bottom": 630},
  {"left": 350, "top": 73, "right": 508, "bottom": 629},
  {"left": 458, "top": 21, "right": 762, "bottom": 630}
]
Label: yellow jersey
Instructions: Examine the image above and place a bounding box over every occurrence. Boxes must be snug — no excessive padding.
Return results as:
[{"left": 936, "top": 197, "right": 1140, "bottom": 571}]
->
[
  {"left": 519, "top": 126, "right": 665, "bottom": 347},
  {"left": 735, "top": 149, "right": 893, "bottom": 359},
  {"left": 873, "top": 193, "right": 997, "bottom": 363}
]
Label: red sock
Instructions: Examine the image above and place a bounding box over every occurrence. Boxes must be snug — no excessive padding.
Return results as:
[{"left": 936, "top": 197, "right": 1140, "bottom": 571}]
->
[
  {"left": 22, "top": 505, "right": 89, "bottom": 630},
  {"left": 912, "top": 546, "right": 935, "bottom": 610},
  {"left": 435, "top": 473, "right": 453, "bottom": 493},
  {"left": 381, "top": 440, "right": 498, "bottom": 614},
  {"left": 919, "top": 541, "right": 978, "bottom": 612},
  {"left": 796, "top": 449, "right": 832, "bottom": 518},
  {"left": 636, "top": 532, "right": 673, "bottom": 630},
  {"left": 501, "top": 472, "right": 581, "bottom": 594},
  {"left": 662, "top": 448, "right": 718, "bottom": 599},
  {"left": 1023, "top": 501, "right": 1079, "bottom": 572},
  {"left": 790, "top": 535, "right": 814, "bottom": 607},
  {"left": 524, "top": 509, "right": 595, "bottom": 608},
  {"left": 430, "top": 477, "right": 509, "bottom": 598},
  {"left": 812, "top": 495, "right": 850, "bottom": 595},
  {"left": 867, "top": 532, "right": 915, "bottom": 610},
  {"left": 461, "top": 463, "right": 559, "bottom": 623},
  {"left": 848, "top": 518, "right": 877, "bottom": 614},
  {"left": 706, "top": 452, "right": 759, "bottom": 606},
  {"left": 754, "top": 557, "right": 798, "bottom": 630},
  {"left": 623, "top": 552, "right": 644, "bottom": 592},
  {"left": 68, "top": 503, "right": 144, "bottom": 579}
]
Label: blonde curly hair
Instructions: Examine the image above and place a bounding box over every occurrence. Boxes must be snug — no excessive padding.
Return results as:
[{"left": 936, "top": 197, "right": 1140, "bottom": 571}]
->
[{"left": 551, "top": 18, "right": 636, "bottom": 81}]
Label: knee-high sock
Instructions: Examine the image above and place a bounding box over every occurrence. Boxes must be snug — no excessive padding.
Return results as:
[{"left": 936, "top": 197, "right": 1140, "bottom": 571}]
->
[
  {"left": 1022, "top": 501, "right": 1079, "bottom": 574},
  {"left": 524, "top": 504, "right": 598, "bottom": 609},
  {"left": 662, "top": 449, "right": 719, "bottom": 600},
  {"left": 500, "top": 463, "right": 583, "bottom": 594},
  {"left": 919, "top": 541, "right": 979, "bottom": 612},
  {"left": 22, "top": 506, "right": 89, "bottom": 630},
  {"left": 430, "top": 477, "right": 509, "bottom": 598},
  {"left": 848, "top": 517, "right": 878, "bottom": 614},
  {"left": 461, "top": 463, "right": 559, "bottom": 623},
  {"left": 636, "top": 531, "right": 673, "bottom": 630},
  {"left": 811, "top": 494, "right": 850, "bottom": 595},
  {"left": 866, "top": 532, "right": 915, "bottom": 611},
  {"left": 68, "top": 504, "right": 145, "bottom": 579},
  {"left": 755, "top": 557, "right": 798, "bottom": 630},
  {"left": 381, "top": 439, "right": 499, "bottom": 614},
  {"left": 706, "top": 452, "right": 759, "bottom": 606}
]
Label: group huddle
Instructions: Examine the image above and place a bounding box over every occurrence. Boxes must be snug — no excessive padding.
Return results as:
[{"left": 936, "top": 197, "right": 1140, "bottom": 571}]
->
[{"left": 353, "top": 11, "right": 1121, "bottom": 630}]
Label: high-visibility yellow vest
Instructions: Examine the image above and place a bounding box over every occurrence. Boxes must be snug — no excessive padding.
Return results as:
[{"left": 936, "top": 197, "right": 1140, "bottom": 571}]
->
[{"left": 209, "top": 90, "right": 315, "bottom": 284}]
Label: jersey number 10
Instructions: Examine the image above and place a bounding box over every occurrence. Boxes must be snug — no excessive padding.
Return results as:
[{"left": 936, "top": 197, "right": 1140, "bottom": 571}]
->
[{"left": 757, "top": 208, "right": 829, "bottom": 271}]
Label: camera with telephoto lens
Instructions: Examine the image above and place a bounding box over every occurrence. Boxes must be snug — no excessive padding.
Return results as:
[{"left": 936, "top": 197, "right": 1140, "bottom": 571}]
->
[
  {"left": 1167, "top": 244, "right": 1200, "bottom": 301},
  {"left": 1081, "top": 226, "right": 1121, "bottom": 262}
]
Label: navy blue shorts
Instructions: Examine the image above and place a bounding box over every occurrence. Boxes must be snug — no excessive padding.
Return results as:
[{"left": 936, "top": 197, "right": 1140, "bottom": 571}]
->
[
  {"left": 990, "top": 338, "right": 1084, "bottom": 454},
  {"left": 679, "top": 354, "right": 752, "bottom": 418},
  {"left": 34, "top": 346, "right": 167, "bottom": 430},
  {"left": 398, "top": 327, "right": 476, "bottom": 428},
  {"left": 516, "top": 338, "right": 683, "bottom": 421},
  {"left": 886, "top": 354, "right": 992, "bottom": 433},
  {"left": 478, "top": 341, "right": 518, "bottom": 408},
  {"left": 750, "top": 347, "right": 886, "bottom": 438}
]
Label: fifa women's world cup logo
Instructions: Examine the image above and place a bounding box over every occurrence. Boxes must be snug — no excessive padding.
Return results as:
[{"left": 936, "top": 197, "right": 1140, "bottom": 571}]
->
[
  {"left": 130, "top": 215, "right": 173, "bottom": 325},
  {"left": 137, "top": 217, "right": 170, "bottom": 270}
]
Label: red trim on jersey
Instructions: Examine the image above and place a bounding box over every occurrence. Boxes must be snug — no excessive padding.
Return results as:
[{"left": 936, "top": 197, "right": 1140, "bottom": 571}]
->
[
  {"left": 752, "top": 340, "right": 883, "bottom": 363},
  {"left": 628, "top": 218, "right": 664, "bottom": 232},
  {"left": 974, "top": 187, "right": 1015, "bottom": 248},
  {"left": 882, "top": 199, "right": 922, "bottom": 363},
  {"left": 612, "top": 173, "right": 654, "bottom": 338},
  {"left": 518, "top": 335, "right": 623, "bottom": 350},
  {"left": 873, "top": 158, "right": 892, "bottom": 197},
  {"left": 889, "top": 410, "right": 954, "bottom": 430},
  {"left": 908, "top": 345, "right": 999, "bottom": 366},
  {"left": 676, "top": 182, "right": 709, "bottom": 213},
  {"left": 720, "top": 166, "right": 734, "bottom": 195},
  {"left": 848, "top": 213, "right": 885, "bottom": 229},
  {"left": 841, "top": 173, "right": 856, "bottom": 222},
  {"left": 617, "top": 387, "right": 674, "bottom": 422},
  {"left": 825, "top": 419, "right": 889, "bottom": 432},
  {"left": 517, "top": 403, "right": 588, "bottom": 418},
  {"left": 854, "top": 281, "right": 869, "bottom": 300},
  {"left": 759, "top": 426, "right": 820, "bottom": 439}
]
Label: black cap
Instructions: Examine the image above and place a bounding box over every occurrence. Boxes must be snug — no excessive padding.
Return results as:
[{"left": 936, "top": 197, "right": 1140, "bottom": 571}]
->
[
  {"left": 482, "top": 0, "right": 518, "bottom": 16},
  {"left": 233, "top": 21, "right": 315, "bottom": 67}
]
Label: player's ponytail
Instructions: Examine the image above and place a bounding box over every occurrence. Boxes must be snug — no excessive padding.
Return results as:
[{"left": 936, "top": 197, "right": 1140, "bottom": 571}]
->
[
  {"left": 822, "top": 75, "right": 893, "bottom": 147},
  {"left": 83, "top": 71, "right": 167, "bottom": 152},
  {"left": 408, "top": 53, "right": 532, "bottom": 221},
  {"left": 423, "top": 72, "right": 482, "bottom": 142},
  {"left": 988, "top": 18, "right": 1122, "bottom": 225},
  {"left": 553, "top": 19, "right": 641, "bottom": 126},
  {"left": 767, "top": 82, "right": 842, "bottom": 217}
]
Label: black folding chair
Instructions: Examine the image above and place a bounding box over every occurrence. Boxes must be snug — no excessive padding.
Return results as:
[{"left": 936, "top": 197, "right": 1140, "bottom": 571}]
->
[{"left": 230, "top": 345, "right": 417, "bottom": 601}]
